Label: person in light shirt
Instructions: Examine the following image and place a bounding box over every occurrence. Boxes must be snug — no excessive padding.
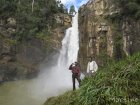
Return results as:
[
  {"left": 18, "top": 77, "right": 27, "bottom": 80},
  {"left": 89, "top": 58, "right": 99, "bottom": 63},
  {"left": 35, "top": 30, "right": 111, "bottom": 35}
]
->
[{"left": 87, "top": 58, "right": 98, "bottom": 76}]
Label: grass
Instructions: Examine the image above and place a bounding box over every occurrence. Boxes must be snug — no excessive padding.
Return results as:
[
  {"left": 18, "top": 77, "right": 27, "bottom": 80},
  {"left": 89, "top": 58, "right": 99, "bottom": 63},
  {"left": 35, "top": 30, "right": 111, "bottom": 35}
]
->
[{"left": 44, "top": 52, "right": 140, "bottom": 105}]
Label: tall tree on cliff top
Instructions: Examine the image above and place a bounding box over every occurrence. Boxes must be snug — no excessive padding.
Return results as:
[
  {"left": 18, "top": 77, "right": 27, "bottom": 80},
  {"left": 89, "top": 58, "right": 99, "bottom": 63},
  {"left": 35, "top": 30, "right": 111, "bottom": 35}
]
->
[
  {"left": 69, "top": 5, "right": 76, "bottom": 16},
  {"left": 32, "top": 0, "right": 35, "bottom": 13}
]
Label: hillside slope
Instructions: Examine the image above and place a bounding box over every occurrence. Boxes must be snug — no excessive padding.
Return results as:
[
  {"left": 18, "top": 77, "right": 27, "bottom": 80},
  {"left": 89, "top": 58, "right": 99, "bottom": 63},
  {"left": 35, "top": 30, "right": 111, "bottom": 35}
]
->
[{"left": 44, "top": 52, "right": 140, "bottom": 105}]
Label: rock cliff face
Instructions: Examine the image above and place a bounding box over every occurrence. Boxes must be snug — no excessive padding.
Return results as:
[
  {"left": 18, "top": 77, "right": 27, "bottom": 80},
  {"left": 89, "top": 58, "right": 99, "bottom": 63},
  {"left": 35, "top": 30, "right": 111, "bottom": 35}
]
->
[
  {"left": 78, "top": 0, "right": 140, "bottom": 71},
  {"left": 0, "top": 14, "right": 71, "bottom": 82}
]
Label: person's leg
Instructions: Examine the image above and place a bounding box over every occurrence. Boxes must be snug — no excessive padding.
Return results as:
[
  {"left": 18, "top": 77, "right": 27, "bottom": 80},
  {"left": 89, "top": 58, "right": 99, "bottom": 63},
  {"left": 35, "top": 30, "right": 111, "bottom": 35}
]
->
[
  {"left": 72, "top": 74, "right": 76, "bottom": 91},
  {"left": 76, "top": 74, "right": 81, "bottom": 87},
  {"left": 89, "top": 70, "right": 92, "bottom": 77}
]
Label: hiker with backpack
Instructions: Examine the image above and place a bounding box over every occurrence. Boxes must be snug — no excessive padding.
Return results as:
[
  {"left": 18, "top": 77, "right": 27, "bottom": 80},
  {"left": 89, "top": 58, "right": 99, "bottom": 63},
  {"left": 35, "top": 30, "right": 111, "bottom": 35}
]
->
[{"left": 69, "top": 62, "right": 81, "bottom": 91}]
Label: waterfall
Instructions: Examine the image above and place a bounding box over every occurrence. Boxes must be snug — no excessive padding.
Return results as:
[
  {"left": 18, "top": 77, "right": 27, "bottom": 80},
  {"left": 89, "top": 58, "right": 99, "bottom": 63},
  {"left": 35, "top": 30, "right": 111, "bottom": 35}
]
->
[
  {"left": 0, "top": 13, "right": 80, "bottom": 105},
  {"left": 58, "top": 13, "right": 79, "bottom": 69},
  {"left": 31, "top": 13, "right": 80, "bottom": 101}
]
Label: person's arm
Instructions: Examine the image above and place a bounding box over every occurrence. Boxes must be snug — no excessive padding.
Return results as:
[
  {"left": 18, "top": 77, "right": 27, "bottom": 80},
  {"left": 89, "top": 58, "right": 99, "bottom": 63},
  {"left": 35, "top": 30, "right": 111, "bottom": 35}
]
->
[
  {"left": 93, "top": 61, "right": 98, "bottom": 72},
  {"left": 69, "top": 64, "right": 73, "bottom": 70},
  {"left": 69, "top": 63, "right": 75, "bottom": 70}
]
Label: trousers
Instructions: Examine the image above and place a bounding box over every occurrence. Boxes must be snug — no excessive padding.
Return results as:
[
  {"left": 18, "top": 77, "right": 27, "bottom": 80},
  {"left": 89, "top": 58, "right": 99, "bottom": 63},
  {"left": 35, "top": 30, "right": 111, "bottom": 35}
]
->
[{"left": 72, "top": 73, "right": 81, "bottom": 91}]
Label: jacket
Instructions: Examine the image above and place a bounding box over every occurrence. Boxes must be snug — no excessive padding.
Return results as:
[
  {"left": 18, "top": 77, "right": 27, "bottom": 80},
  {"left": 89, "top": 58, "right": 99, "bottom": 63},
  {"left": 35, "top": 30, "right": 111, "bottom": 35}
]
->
[{"left": 69, "top": 64, "right": 80, "bottom": 75}]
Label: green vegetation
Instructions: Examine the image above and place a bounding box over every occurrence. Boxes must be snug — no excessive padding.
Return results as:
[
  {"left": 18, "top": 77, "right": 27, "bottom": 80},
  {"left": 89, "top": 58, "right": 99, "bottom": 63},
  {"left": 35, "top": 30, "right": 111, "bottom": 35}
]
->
[
  {"left": 0, "top": 0, "right": 67, "bottom": 41},
  {"left": 96, "top": 53, "right": 114, "bottom": 68},
  {"left": 69, "top": 5, "right": 76, "bottom": 16},
  {"left": 44, "top": 52, "right": 140, "bottom": 105},
  {"left": 113, "top": 0, "right": 140, "bottom": 20}
]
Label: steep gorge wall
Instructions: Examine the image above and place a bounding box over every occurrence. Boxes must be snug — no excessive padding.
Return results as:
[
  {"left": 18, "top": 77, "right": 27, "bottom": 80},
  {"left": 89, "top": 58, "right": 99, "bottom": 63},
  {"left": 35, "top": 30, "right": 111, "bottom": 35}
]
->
[
  {"left": 0, "top": 14, "right": 71, "bottom": 82},
  {"left": 78, "top": 0, "right": 140, "bottom": 71}
]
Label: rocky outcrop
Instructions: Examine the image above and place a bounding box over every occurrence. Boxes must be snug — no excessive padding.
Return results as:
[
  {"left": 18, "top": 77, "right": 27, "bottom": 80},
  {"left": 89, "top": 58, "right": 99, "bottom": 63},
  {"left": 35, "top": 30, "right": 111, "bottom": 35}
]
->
[
  {"left": 0, "top": 14, "right": 71, "bottom": 82},
  {"left": 122, "top": 19, "right": 140, "bottom": 56},
  {"left": 78, "top": 0, "right": 140, "bottom": 70}
]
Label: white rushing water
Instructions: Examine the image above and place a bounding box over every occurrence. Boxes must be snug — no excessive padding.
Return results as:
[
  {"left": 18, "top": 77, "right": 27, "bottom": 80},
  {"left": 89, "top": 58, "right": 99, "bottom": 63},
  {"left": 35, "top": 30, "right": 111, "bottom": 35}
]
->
[
  {"left": 58, "top": 13, "right": 79, "bottom": 68},
  {"left": 29, "top": 13, "right": 80, "bottom": 104}
]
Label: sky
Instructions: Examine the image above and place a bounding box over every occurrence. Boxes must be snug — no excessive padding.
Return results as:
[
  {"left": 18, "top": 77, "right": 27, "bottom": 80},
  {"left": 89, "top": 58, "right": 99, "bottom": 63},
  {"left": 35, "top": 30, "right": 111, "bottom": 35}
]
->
[{"left": 58, "top": 0, "right": 89, "bottom": 10}]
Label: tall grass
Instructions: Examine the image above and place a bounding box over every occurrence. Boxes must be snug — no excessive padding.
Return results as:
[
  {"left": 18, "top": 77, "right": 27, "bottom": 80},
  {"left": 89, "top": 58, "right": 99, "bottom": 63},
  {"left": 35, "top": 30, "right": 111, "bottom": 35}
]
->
[{"left": 44, "top": 53, "right": 140, "bottom": 105}]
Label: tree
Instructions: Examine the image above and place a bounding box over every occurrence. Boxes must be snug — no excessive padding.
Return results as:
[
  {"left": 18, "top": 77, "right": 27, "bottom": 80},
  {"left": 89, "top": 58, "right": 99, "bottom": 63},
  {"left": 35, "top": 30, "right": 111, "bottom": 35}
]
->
[
  {"left": 32, "top": 0, "right": 35, "bottom": 13},
  {"left": 69, "top": 5, "right": 76, "bottom": 16},
  {"left": 0, "top": 0, "right": 68, "bottom": 40}
]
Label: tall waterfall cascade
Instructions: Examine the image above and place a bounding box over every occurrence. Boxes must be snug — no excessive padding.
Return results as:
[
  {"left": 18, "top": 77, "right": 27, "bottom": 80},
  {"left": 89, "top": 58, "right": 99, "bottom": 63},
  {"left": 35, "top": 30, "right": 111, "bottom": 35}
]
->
[
  {"left": 58, "top": 13, "right": 79, "bottom": 70},
  {"left": 31, "top": 13, "right": 80, "bottom": 100}
]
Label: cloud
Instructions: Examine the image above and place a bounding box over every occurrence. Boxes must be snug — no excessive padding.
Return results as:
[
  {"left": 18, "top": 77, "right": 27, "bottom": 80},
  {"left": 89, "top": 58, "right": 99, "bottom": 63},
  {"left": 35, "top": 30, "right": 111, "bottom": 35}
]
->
[
  {"left": 57, "top": 0, "right": 89, "bottom": 8},
  {"left": 57, "top": 0, "right": 89, "bottom": 12},
  {"left": 57, "top": 0, "right": 75, "bottom": 5},
  {"left": 77, "top": 0, "right": 89, "bottom": 7}
]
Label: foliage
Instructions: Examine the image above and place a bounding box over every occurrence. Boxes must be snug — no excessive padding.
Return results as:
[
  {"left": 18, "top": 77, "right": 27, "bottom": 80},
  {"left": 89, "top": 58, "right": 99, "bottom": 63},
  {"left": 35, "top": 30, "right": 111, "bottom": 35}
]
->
[
  {"left": 0, "top": 0, "right": 68, "bottom": 41},
  {"left": 69, "top": 5, "right": 76, "bottom": 16},
  {"left": 44, "top": 52, "right": 140, "bottom": 105},
  {"left": 112, "top": 0, "right": 140, "bottom": 20},
  {"left": 35, "top": 29, "right": 51, "bottom": 42},
  {"left": 96, "top": 53, "right": 115, "bottom": 68}
]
